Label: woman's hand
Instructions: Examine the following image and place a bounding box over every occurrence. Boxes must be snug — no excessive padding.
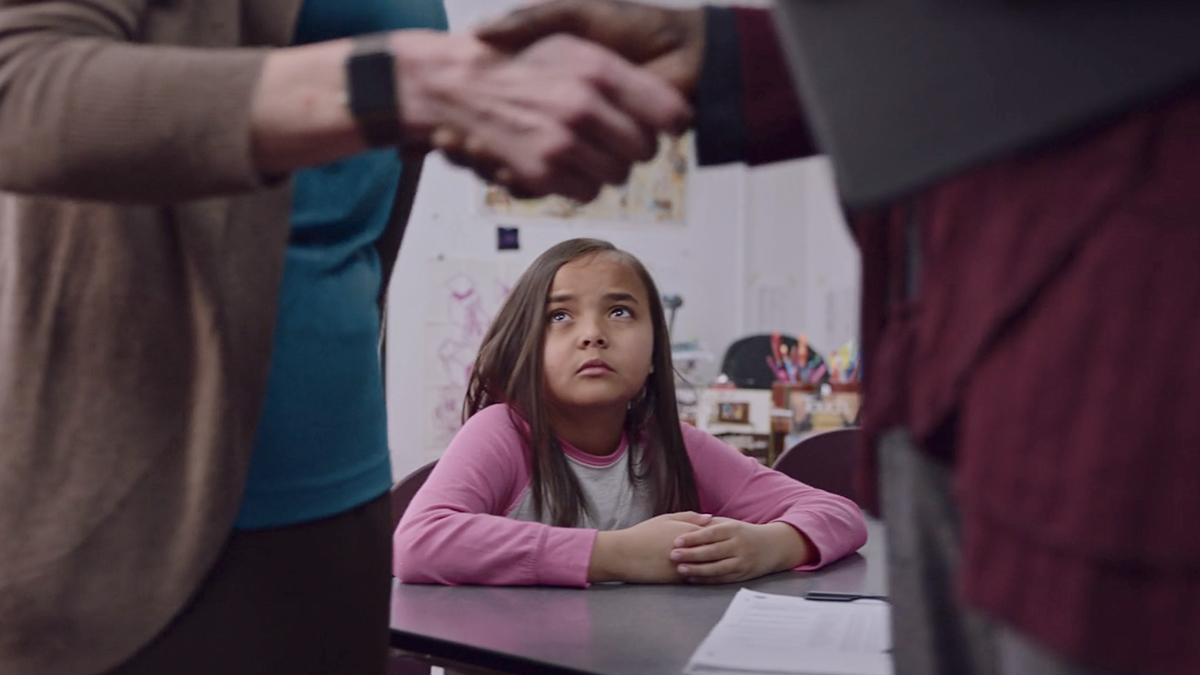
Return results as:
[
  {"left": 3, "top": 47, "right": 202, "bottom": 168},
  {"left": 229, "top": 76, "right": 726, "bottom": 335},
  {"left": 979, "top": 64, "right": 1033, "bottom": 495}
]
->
[
  {"left": 669, "top": 518, "right": 815, "bottom": 584},
  {"left": 589, "top": 512, "right": 712, "bottom": 583}
]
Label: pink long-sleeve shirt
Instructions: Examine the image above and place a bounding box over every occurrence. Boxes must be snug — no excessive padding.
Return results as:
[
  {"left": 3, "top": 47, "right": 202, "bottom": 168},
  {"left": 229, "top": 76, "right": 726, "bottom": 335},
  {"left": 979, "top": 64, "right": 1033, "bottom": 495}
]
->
[{"left": 394, "top": 404, "right": 868, "bottom": 586}]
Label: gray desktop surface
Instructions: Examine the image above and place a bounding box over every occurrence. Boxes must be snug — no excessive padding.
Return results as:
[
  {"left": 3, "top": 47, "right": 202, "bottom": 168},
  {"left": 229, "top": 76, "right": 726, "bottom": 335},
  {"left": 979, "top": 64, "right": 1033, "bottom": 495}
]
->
[
  {"left": 390, "top": 518, "right": 886, "bottom": 675},
  {"left": 771, "top": 1, "right": 1200, "bottom": 208}
]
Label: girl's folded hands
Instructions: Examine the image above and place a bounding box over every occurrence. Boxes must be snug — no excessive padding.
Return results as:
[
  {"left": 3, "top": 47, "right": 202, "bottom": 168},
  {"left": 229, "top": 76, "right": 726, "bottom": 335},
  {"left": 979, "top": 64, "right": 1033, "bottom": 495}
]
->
[{"left": 669, "top": 517, "right": 815, "bottom": 585}]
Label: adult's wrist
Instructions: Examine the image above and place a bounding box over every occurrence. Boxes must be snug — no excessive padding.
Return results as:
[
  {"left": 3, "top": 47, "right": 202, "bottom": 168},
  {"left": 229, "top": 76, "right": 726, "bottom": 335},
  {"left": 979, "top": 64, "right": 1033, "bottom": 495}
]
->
[
  {"left": 346, "top": 33, "right": 405, "bottom": 147},
  {"left": 693, "top": 5, "right": 747, "bottom": 166},
  {"left": 249, "top": 39, "right": 366, "bottom": 175},
  {"left": 247, "top": 31, "right": 491, "bottom": 175},
  {"left": 668, "top": 7, "right": 706, "bottom": 99}
]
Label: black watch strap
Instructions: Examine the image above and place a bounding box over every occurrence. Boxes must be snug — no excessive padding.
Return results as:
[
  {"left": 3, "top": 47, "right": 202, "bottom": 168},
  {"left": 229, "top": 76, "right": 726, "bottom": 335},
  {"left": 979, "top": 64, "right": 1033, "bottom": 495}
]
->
[{"left": 346, "top": 33, "right": 404, "bottom": 147}]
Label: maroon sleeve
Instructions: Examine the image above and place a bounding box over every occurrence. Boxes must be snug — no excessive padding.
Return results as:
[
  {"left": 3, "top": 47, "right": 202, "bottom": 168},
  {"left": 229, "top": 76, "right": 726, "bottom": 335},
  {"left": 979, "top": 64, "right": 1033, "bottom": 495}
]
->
[{"left": 733, "top": 7, "right": 817, "bottom": 165}]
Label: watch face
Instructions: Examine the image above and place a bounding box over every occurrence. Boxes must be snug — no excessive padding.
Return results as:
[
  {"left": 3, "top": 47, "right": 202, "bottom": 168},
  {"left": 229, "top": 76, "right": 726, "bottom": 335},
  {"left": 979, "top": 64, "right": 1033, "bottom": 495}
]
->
[
  {"left": 348, "top": 51, "right": 397, "bottom": 115},
  {"left": 347, "top": 39, "right": 403, "bottom": 146}
]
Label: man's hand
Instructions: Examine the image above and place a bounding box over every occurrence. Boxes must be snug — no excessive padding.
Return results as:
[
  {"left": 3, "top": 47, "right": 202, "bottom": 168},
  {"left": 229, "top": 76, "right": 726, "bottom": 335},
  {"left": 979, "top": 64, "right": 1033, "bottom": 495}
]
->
[
  {"left": 476, "top": 0, "right": 706, "bottom": 99},
  {"left": 395, "top": 32, "right": 690, "bottom": 202},
  {"left": 589, "top": 512, "right": 713, "bottom": 583},
  {"left": 670, "top": 518, "right": 815, "bottom": 585}
]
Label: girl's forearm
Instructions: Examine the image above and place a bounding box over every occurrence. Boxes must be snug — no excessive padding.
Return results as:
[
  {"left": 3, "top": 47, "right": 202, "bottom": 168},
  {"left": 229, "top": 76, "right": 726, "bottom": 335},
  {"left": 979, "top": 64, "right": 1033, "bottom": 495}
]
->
[
  {"left": 762, "top": 522, "right": 817, "bottom": 571},
  {"left": 588, "top": 530, "right": 627, "bottom": 583}
]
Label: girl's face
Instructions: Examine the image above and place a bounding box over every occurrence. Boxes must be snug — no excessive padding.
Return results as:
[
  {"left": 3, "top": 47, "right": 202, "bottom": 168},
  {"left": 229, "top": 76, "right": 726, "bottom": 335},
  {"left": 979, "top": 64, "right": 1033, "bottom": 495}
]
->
[{"left": 542, "top": 252, "right": 656, "bottom": 419}]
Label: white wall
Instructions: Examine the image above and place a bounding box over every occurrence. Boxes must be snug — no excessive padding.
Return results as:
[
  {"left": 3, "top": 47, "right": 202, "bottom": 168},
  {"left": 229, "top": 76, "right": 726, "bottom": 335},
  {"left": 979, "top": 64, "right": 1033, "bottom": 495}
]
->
[
  {"left": 743, "top": 158, "right": 860, "bottom": 356},
  {"left": 384, "top": 0, "right": 859, "bottom": 480}
]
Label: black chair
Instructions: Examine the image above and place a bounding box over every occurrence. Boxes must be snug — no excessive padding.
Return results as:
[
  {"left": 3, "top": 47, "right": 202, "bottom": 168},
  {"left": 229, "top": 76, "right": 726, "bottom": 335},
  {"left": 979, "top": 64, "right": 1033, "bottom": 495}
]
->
[
  {"left": 720, "top": 334, "right": 796, "bottom": 389},
  {"left": 719, "top": 334, "right": 828, "bottom": 389},
  {"left": 388, "top": 460, "right": 437, "bottom": 675},
  {"left": 389, "top": 460, "right": 437, "bottom": 532},
  {"left": 772, "top": 428, "right": 866, "bottom": 512}
]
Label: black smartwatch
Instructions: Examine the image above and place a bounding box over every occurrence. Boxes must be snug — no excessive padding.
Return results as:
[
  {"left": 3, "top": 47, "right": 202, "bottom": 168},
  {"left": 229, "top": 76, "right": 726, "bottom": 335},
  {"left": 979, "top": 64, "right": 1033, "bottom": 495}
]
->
[{"left": 346, "top": 33, "right": 404, "bottom": 147}]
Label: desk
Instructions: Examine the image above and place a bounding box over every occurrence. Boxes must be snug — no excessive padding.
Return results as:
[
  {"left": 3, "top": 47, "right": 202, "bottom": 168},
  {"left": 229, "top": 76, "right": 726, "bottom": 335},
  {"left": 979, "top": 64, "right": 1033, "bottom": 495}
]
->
[{"left": 390, "top": 518, "right": 886, "bottom": 675}]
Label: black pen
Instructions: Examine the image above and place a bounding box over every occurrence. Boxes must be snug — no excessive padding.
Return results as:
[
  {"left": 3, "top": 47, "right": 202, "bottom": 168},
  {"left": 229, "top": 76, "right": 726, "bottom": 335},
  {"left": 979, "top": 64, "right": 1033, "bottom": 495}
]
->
[{"left": 805, "top": 591, "right": 889, "bottom": 602}]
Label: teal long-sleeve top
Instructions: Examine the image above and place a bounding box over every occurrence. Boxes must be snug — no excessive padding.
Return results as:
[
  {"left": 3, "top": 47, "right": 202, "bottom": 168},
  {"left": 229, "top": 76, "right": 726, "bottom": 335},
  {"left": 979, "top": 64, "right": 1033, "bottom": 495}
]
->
[{"left": 234, "top": 0, "right": 448, "bottom": 530}]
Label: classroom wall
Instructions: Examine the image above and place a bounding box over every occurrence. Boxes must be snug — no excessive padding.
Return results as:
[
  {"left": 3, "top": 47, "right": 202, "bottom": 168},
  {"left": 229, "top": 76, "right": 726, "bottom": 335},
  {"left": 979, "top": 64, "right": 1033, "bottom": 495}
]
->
[{"left": 385, "top": 0, "right": 860, "bottom": 480}]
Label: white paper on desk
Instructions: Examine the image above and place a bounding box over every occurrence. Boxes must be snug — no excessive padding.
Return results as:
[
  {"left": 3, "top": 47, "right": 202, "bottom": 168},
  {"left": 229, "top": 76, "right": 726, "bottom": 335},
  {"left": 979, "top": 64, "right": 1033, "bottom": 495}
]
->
[{"left": 685, "top": 589, "right": 892, "bottom": 675}]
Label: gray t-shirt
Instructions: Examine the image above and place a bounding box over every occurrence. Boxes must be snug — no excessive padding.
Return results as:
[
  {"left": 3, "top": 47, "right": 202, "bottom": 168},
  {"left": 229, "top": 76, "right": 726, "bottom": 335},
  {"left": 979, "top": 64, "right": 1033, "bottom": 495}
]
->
[{"left": 507, "top": 445, "right": 655, "bottom": 530}]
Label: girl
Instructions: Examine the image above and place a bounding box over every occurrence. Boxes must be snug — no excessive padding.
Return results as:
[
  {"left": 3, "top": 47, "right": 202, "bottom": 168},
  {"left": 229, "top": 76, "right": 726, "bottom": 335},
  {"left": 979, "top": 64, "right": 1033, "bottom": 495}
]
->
[{"left": 394, "top": 239, "right": 867, "bottom": 586}]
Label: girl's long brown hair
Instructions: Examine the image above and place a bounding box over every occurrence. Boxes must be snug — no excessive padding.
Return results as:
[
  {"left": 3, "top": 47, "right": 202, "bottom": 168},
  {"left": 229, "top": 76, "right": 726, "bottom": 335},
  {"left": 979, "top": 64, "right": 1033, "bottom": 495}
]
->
[{"left": 463, "top": 238, "right": 700, "bottom": 526}]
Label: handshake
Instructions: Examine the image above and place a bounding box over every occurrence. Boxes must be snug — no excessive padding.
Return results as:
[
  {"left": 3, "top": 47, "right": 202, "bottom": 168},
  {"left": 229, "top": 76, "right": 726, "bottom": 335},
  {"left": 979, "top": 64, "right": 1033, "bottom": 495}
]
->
[{"left": 407, "top": 0, "right": 704, "bottom": 203}]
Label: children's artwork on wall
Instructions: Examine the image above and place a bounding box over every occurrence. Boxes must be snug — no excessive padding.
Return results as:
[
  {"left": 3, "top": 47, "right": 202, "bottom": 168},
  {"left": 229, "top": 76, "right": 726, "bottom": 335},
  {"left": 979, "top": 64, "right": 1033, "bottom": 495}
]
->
[
  {"left": 423, "top": 257, "right": 525, "bottom": 459},
  {"left": 480, "top": 133, "right": 691, "bottom": 224}
]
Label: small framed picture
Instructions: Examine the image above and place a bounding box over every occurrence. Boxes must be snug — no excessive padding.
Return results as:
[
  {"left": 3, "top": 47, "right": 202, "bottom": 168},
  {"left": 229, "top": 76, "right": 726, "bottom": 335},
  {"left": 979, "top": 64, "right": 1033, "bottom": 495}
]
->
[
  {"left": 717, "top": 401, "right": 751, "bottom": 424},
  {"left": 715, "top": 432, "right": 770, "bottom": 465}
]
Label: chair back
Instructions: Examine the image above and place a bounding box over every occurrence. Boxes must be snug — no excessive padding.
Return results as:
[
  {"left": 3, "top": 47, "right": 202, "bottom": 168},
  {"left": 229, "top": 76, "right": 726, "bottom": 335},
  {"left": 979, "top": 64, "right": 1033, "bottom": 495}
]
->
[
  {"left": 720, "top": 334, "right": 798, "bottom": 389},
  {"left": 772, "top": 428, "right": 862, "bottom": 508},
  {"left": 389, "top": 460, "right": 437, "bottom": 532},
  {"left": 719, "top": 333, "right": 832, "bottom": 389},
  {"left": 387, "top": 460, "right": 438, "bottom": 675}
]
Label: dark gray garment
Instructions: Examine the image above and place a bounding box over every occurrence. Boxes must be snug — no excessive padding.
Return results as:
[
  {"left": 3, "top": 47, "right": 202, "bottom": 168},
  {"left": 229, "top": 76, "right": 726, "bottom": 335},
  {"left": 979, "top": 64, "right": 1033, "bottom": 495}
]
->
[
  {"left": 772, "top": 1, "right": 1200, "bottom": 207},
  {"left": 879, "top": 429, "right": 1122, "bottom": 675},
  {"left": 998, "top": 625, "right": 1124, "bottom": 675},
  {"left": 878, "top": 428, "right": 998, "bottom": 675}
]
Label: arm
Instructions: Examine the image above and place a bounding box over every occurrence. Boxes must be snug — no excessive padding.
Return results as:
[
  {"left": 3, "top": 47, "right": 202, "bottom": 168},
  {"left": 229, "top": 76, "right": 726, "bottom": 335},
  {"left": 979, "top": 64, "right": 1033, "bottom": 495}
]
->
[
  {"left": 727, "top": 7, "right": 816, "bottom": 166},
  {"left": 393, "top": 406, "right": 596, "bottom": 587},
  {"left": 692, "top": 6, "right": 815, "bottom": 166},
  {"left": 679, "top": 424, "right": 868, "bottom": 576},
  {"left": 0, "top": 0, "right": 271, "bottom": 201},
  {"left": 588, "top": 511, "right": 714, "bottom": 584},
  {"left": 395, "top": 405, "right": 716, "bottom": 586},
  {"left": 0, "top": 2, "right": 688, "bottom": 203}
]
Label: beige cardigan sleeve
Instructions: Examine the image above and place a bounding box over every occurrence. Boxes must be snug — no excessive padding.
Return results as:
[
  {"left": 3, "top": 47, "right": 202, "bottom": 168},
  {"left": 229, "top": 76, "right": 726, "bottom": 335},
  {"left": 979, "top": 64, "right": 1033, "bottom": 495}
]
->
[{"left": 0, "top": 0, "right": 276, "bottom": 203}]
